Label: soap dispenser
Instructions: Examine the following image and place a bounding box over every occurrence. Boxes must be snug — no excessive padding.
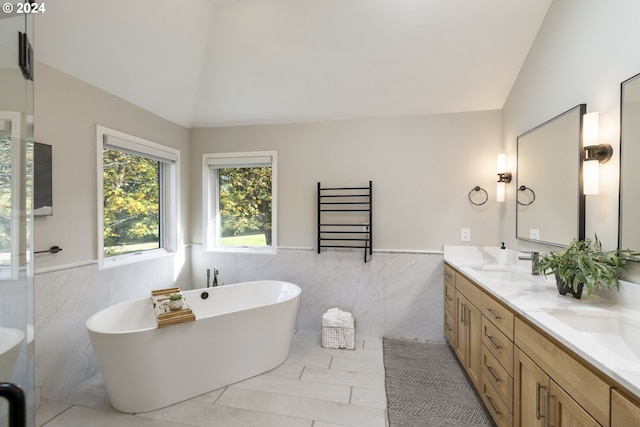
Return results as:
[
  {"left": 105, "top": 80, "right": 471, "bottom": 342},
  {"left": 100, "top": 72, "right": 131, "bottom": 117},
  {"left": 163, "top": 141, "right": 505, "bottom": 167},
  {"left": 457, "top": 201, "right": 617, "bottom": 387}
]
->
[{"left": 497, "top": 242, "right": 508, "bottom": 265}]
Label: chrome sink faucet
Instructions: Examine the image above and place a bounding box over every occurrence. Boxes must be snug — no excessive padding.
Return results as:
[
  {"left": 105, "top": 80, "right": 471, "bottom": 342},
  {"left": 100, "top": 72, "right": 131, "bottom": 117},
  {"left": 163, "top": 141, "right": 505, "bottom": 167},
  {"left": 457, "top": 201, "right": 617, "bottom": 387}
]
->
[{"left": 518, "top": 252, "right": 540, "bottom": 275}]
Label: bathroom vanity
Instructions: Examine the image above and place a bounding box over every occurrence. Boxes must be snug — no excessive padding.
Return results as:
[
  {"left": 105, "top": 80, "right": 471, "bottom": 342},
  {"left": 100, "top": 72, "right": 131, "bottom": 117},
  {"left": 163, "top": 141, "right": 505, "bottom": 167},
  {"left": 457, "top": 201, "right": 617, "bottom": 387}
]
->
[{"left": 444, "top": 246, "right": 640, "bottom": 427}]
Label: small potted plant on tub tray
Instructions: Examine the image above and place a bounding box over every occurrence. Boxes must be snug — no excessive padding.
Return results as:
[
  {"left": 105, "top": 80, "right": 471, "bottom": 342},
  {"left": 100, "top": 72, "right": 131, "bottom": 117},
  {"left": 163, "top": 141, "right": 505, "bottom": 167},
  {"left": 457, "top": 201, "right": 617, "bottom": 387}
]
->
[{"left": 168, "top": 292, "right": 185, "bottom": 310}]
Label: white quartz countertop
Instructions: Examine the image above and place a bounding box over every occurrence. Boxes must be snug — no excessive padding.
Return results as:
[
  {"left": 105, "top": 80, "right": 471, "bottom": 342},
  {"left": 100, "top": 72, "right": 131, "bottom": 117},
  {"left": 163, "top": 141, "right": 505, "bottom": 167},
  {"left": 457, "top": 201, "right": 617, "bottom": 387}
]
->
[{"left": 444, "top": 245, "right": 640, "bottom": 400}]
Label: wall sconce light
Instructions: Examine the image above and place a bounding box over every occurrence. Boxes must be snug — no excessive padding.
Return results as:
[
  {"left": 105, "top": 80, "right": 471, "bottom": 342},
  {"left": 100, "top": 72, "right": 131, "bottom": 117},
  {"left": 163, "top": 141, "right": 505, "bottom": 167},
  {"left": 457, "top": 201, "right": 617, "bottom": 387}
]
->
[
  {"left": 582, "top": 112, "right": 613, "bottom": 195},
  {"left": 496, "top": 153, "right": 511, "bottom": 202}
]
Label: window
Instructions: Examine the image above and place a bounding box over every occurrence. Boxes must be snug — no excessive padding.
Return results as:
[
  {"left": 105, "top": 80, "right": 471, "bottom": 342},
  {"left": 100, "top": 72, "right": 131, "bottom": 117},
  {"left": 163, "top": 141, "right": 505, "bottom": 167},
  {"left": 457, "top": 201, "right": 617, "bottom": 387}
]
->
[
  {"left": 203, "top": 151, "right": 277, "bottom": 253},
  {"left": 0, "top": 112, "right": 21, "bottom": 279},
  {"left": 97, "top": 126, "right": 179, "bottom": 268}
]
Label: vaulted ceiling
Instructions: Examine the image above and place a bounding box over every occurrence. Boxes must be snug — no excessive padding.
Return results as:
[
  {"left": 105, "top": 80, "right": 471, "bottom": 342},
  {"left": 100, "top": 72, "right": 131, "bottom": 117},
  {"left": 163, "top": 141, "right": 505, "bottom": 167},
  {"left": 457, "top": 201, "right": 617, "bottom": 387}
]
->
[{"left": 36, "top": 0, "right": 552, "bottom": 128}]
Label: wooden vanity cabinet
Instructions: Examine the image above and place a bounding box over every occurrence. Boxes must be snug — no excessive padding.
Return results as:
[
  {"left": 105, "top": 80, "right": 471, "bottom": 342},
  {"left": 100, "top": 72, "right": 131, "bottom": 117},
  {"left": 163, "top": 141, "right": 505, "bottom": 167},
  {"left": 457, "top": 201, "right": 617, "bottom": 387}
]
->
[
  {"left": 443, "top": 263, "right": 640, "bottom": 427},
  {"left": 611, "top": 388, "right": 640, "bottom": 427},
  {"left": 514, "top": 318, "right": 608, "bottom": 426}
]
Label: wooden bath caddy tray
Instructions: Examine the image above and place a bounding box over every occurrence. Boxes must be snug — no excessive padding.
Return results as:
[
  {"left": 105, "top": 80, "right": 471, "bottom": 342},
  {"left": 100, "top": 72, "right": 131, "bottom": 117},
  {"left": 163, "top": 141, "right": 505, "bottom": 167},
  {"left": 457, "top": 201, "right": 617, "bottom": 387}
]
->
[{"left": 151, "top": 287, "right": 195, "bottom": 328}]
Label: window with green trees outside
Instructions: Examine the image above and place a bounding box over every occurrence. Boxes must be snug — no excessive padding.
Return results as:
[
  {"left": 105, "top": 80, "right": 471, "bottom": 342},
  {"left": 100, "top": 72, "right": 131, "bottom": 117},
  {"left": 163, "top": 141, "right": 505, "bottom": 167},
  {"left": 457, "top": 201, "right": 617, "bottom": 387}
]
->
[{"left": 204, "top": 152, "right": 277, "bottom": 253}]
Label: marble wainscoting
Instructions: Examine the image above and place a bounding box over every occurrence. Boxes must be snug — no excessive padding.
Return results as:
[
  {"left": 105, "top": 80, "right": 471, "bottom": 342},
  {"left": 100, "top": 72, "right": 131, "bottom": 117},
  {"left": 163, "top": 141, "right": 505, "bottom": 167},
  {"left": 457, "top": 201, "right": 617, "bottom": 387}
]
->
[
  {"left": 191, "top": 246, "right": 445, "bottom": 341},
  {"left": 34, "top": 251, "right": 190, "bottom": 409}
]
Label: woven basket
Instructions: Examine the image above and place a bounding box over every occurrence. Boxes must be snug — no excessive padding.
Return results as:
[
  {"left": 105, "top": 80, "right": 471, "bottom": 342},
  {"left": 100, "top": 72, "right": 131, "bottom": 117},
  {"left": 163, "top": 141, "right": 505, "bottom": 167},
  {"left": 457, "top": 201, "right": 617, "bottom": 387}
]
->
[{"left": 321, "top": 322, "right": 356, "bottom": 350}]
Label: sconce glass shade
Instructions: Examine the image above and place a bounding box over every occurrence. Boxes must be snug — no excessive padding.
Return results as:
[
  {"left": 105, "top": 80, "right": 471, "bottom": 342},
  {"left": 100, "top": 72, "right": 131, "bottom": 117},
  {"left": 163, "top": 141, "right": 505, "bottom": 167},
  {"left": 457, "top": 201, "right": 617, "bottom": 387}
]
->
[
  {"left": 583, "top": 159, "right": 599, "bottom": 195},
  {"left": 582, "top": 112, "right": 607, "bottom": 195},
  {"left": 497, "top": 153, "right": 506, "bottom": 174},
  {"left": 497, "top": 181, "right": 506, "bottom": 202},
  {"left": 583, "top": 112, "right": 599, "bottom": 146}
]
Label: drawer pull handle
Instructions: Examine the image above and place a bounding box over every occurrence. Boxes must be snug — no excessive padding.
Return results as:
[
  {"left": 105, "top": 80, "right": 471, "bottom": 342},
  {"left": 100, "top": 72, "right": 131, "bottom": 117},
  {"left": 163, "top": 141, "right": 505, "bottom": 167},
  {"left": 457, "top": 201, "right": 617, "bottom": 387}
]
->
[
  {"left": 536, "top": 382, "right": 546, "bottom": 420},
  {"left": 485, "top": 395, "right": 501, "bottom": 416},
  {"left": 485, "top": 308, "right": 501, "bottom": 320},
  {"left": 486, "top": 365, "right": 501, "bottom": 383},
  {"left": 543, "top": 389, "right": 549, "bottom": 427},
  {"left": 547, "top": 393, "right": 555, "bottom": 427},
  {"left": 445, "top": 295, "right": 453, "bottom": 302},
  {"left": 486, "top": 334, "right": 502, "bottom": 350}
]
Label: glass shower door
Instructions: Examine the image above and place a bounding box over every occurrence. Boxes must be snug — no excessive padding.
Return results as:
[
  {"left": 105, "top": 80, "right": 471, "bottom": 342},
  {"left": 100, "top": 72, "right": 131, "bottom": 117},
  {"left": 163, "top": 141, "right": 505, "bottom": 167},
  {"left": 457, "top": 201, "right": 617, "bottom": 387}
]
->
[{"left": 0, "top": 10, "right": 35, "bottom": 427}]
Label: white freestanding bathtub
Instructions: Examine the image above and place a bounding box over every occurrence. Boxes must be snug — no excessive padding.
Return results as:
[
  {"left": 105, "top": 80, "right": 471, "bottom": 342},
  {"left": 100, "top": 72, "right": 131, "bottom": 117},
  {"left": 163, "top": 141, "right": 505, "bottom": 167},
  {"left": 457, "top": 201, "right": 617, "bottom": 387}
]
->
[
  {"left": 86, "top": 280, "right": 301, "bottom": 413},
  {"left": 0, "top": 327, "right": 25, "bottom": 382}
]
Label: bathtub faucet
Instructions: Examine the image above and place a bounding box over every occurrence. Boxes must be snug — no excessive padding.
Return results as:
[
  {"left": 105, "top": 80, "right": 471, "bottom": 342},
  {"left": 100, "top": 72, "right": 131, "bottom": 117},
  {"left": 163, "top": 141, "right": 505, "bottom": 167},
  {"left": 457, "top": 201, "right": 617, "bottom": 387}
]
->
[{"left": 212, "top": 267, "right": 219, "bottom": 287}]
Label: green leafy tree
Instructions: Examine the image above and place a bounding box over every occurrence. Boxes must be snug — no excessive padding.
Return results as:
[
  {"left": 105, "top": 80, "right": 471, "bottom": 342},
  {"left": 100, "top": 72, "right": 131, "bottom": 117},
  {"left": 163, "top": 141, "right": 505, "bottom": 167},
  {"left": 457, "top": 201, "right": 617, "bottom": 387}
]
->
[
  {"left": 103, "top": 150, "right": 160, "bottom": 254},
  {"left": 219, "top": 167, "right": 272, "bottom": 245},
  {"left": 0, "top": 137, "right": 12, "bottom": 253}
]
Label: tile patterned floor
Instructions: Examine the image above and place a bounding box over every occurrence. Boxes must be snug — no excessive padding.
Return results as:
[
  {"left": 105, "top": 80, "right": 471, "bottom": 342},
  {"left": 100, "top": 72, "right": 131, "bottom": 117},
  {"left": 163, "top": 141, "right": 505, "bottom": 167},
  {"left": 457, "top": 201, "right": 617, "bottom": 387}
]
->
[{"left": 36, "top": 330, "right": 389, "bottom": 427}]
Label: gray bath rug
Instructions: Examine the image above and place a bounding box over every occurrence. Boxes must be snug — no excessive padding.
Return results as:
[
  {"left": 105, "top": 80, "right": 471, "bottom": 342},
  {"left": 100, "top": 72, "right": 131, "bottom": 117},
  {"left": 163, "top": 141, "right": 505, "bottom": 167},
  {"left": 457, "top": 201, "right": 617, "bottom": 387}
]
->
[{"left": 383, "top": 337, "right": 494, "bottom": 427}]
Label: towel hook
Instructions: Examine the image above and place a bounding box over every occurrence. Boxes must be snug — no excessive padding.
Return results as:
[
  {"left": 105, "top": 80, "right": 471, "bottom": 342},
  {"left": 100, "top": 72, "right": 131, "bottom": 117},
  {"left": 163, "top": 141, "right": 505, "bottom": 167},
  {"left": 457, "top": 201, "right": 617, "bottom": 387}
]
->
[{"left": 468, "top": 186, "right": 488, "bottom": 206}]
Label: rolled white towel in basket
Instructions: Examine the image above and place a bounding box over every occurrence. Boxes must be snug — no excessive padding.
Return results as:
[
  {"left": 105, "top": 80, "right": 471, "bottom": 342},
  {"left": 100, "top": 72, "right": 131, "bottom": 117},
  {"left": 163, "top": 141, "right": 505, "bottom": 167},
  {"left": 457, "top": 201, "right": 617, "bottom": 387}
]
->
[
  {"left": 322, "top": 307, "right": 344, "bottom": 327},
  {"left": 321, "top": 308, "right": 355, "bottom": 349},
  {"left": 336, "top": 311, "right": 354, "bottom": 328}
]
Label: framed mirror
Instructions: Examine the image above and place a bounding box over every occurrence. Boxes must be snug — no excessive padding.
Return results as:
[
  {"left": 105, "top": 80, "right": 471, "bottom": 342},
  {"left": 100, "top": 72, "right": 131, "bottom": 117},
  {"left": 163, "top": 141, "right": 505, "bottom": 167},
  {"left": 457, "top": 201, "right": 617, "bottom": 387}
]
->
[
  {"left": 619, "top": 72, "right": 640, "bottom": 253},
  {"left": 516, "top": 104, "right": 586, "bottom": 247}
]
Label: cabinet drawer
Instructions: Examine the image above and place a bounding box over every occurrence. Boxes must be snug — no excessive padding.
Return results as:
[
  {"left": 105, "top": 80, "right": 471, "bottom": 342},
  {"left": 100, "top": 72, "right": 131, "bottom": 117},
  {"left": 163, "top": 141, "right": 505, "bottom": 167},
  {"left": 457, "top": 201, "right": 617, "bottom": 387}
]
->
[
  {"left": 480, "top": 373, "right": 513, "bottom": 427},
  {"left": 444, "top": 307, "right": 456, "bottom": 345},
  {"left": 456, "top": 273, "right": 482, "bottom": 308},
  {"left": 515, "top": 317, "right": 609, "bottom": 426},
  {"left": 444, "top": 280, "right": 456, "bottom": 313},
  {"left": 482, "top": 316, "right": 514, "bottom": 373},
  {"left": 482, "top": 345, "right": 513, "bottom": 413},
  {"left": 444, "top": 263, "right": 455, "bottom": 285},
  {"left": 481, "top": 292, "right": 514, "bottom": 339}
]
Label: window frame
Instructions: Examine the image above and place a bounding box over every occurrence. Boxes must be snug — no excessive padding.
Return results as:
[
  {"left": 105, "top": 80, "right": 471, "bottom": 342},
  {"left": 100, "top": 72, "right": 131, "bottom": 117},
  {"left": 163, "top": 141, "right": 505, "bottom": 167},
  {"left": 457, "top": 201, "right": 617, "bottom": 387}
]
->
[
  {"left": 97, "top": 125, "right": 179, "bottom": 269},
  {"left": 202, "top": 151, "right": 277, "bottom": 254}
]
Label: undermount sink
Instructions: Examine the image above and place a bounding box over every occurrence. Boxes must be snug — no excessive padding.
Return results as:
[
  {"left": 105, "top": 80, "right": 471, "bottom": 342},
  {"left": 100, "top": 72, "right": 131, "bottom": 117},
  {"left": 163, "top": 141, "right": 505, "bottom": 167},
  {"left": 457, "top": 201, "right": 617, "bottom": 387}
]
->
[
  {"left": 540, "top": 308, "right": 640, "bottom": 363},
  {"left": 469, "top": 266, "right": 534, "bottom": 283}
]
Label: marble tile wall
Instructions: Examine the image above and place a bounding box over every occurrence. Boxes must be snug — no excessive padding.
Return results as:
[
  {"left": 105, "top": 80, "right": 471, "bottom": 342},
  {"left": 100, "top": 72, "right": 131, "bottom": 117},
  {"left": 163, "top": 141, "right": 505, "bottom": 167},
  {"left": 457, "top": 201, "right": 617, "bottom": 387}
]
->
[
  {"left": 191, "top": 247, "right": 445, "bottom": 341},
  {"left": 34, "top": 246, "right": 444, "bottom": 410},
  {"left": 34, "top": 251, "right": 190, "bottom": 408}
]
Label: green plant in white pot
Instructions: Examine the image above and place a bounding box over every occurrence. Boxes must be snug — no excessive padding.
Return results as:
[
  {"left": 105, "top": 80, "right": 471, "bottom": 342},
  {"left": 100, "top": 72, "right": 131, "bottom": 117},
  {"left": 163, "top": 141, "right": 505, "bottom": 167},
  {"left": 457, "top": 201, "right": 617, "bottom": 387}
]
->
[
  {"left": 168, "top": 293, "right": 185, "bottom": 310},
  {"left": 538, "top": 236, "right": 640, "bottom": 299}
]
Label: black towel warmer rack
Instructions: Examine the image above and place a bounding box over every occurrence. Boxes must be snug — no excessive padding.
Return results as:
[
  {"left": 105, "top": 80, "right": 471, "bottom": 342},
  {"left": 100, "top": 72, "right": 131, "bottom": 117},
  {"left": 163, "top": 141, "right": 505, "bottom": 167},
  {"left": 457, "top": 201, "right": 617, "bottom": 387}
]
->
[{"left": 317, "top": 181, "right": 372, "bottom": 263}]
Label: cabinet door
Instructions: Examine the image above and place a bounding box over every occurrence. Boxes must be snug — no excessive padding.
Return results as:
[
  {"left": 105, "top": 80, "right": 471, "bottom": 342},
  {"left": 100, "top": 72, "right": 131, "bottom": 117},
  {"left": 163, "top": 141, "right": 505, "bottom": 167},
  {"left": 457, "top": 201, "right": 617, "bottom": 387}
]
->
[
  {"left": 612, "top": 389, "right": 640, "bottom": 427},
  {"left": 514, "top": 349, "right": 546, "bottom": 427},
  {"left": 455, "top": 292, "right": 482, "bottom": 388},
  {"left": 549, "top": 380, "right": 599, "bottom": 427},
  {"left": 466, "top": 301, "right": 482, "bottom": 389},
  {"left": 455, "top": 293, "right": 469, "bottom": 364}
]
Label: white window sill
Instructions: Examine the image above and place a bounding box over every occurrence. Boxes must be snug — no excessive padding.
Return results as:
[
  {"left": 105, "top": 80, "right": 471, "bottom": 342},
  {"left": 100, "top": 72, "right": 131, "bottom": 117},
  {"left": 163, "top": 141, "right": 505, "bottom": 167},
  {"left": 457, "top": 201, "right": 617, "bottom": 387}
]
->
[
  {"left": 205, "top": 246, "right": 277, "bottom": 255},
  {"left": 99, "top": 248, "right": 175, "bottom": 270}
]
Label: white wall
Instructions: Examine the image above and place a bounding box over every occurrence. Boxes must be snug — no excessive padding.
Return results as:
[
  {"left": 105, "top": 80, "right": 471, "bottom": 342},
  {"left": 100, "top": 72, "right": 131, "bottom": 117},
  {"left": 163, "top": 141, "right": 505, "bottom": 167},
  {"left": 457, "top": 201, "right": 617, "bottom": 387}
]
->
[
  {"left": 190, "top": 112, "right": 502, "bottom": 339},
  {"left": 502, "top": 0, "right": 640, "bottom": 253},
  {"left": 34, "top": 63, "right": 191, "bottom": 269},
  {"left": 191, "top": 111, "right": 503, "bottom": 250}
]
